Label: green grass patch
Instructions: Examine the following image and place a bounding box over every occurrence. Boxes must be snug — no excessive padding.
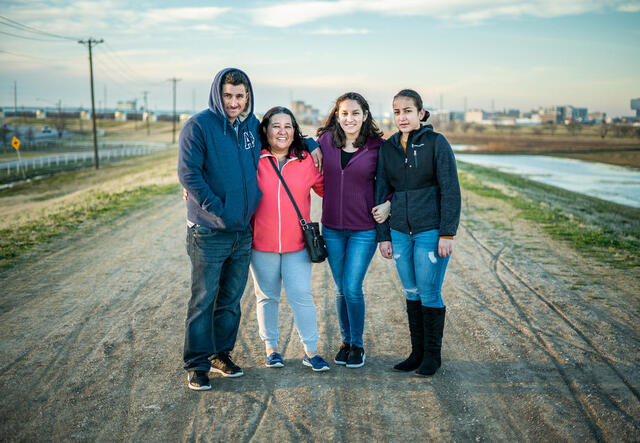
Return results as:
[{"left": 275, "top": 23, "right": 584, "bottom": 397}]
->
[
  {"left": 457, "top": 161, "right": 640, "bottom": 269},
  {"left": 0, "top": 183, "right": 179, "bottom": 269}
]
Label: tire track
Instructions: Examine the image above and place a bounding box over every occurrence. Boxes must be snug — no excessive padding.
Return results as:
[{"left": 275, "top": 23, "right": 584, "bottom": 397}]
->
[
  {"left": 464, "top": 224, "right": 640, "bottom": 405},
  {"left": 462, "top": 223, "right": 640, "bottom": 438}
]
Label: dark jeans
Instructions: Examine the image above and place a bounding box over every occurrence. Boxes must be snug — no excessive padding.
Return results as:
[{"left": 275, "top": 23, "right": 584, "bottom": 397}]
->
[{"left": 183, "top": 225, "right": 252, "bottom": 372}]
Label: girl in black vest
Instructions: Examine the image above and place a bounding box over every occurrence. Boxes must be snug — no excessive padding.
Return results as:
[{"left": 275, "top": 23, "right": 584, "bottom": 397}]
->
[{"left": 373, "top": 89, "right": 461, "bottom": 377}]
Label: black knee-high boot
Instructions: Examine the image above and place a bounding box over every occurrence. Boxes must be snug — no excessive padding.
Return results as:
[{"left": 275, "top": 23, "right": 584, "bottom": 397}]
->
[
  {"left": 415, "top": 306, "right": 446, "bottom": 377},
  {"left": 393, "top": 299, "right": 424, "bottom": 371}
]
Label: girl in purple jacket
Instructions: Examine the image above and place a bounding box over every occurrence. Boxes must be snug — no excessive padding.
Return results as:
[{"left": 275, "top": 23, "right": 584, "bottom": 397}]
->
[{"left": 316, "top": 92, "right": 388, "bottom": 368}]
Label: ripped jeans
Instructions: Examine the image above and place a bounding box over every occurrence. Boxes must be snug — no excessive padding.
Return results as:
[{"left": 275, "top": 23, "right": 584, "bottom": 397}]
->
[{"left": 390, "top": 229, "right": 450, "bottom": 308}]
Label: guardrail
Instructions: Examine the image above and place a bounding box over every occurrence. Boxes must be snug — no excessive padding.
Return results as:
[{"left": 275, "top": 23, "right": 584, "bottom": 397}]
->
[{"left": 2, "top": 145, "right": 167, "bottom": 177}]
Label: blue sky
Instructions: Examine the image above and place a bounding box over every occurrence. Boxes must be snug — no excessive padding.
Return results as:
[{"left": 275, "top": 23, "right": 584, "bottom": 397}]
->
[{"left": 1, "top": 0, "right": 639, "bottom": 117}]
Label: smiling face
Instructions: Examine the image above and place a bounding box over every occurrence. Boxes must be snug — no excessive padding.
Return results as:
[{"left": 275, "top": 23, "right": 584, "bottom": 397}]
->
[
  {"left": 221, "top": 83, "right": 249, "bottom": 123},
  {"left": 265, "top": 113, "right": 294, "bottom": 156},
  {"left": 393, "top": 96, "right": 425, "bottom": 135},
  {"left": 337, "top": 99, "right": 368, "bottom": 139}
]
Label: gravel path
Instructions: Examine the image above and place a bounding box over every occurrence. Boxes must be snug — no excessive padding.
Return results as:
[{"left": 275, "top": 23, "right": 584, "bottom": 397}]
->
[{"left": 1, "top": 192, "right": 638, "bottom": 441}]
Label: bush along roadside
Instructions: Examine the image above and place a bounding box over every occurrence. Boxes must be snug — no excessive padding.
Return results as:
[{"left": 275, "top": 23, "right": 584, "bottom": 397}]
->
[
  {"left": 457, "top": 161, "right": 640, "bottom": 269},
  {"left": 0, "top": 183, "right": 180, "bottom": 269}
]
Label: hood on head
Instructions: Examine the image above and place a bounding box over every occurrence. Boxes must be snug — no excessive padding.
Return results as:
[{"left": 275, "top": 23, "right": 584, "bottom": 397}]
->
[{"left": 208, "top": 67, "right": 254, "bottom": 123}]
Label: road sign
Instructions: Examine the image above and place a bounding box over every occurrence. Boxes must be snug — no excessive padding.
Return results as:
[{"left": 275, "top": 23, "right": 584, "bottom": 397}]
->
[{"left": 12, "top": 136, "right": 20, "bottom": 151}]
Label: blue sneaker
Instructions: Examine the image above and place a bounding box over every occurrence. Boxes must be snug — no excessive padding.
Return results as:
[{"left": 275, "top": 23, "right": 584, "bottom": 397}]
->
[
  {"left": 265, "top": 352, "right": 284, "bottom": 368},
  {"left": 302, "top": 354, "right": 330, "bottom": 372}
]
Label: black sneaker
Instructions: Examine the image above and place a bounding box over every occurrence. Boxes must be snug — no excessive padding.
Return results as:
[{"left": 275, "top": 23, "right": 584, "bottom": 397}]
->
[
  {"left": 210, "top": 352, "right": 244, "bottom": 377},
  {"left": 334, "top": 343, "right": 350, "bottom": 365},
  {"left": 187, "top": 371, "right": 211, "bottom": 391},
  {"left": 346, "top": 346, "right": 366, "bottom": 368}
]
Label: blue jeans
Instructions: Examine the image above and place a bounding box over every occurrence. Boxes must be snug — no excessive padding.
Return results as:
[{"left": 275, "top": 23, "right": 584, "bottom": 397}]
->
[
  {"left": 250, "top": 249, "right": 318, "bottom": 353},
  {"left": 391, "top": 229, "right": 450, "bottom": 308},
  {"left": 183, "top": 225, "right": 252, "bottom": 372},
  {"left": 323, "top": 226, "right": 377, "bottom": 348}
]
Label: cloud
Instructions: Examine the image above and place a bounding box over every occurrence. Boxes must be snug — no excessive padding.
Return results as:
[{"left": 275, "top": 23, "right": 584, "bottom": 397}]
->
[
  {"left": 139, "top": 7, "right": 230, "bottom": 25},
  {"left": 2, "top": 2, "right": 231, "bottom": 37},
  {"left": 249, "top": 0, "right": 639, "bottom": 27},
  {"left": 617, "top": 2, "right": 640, "bottom": 12},
  {"left": 309, "top": 27, "right": 370, "bottom": 35}
]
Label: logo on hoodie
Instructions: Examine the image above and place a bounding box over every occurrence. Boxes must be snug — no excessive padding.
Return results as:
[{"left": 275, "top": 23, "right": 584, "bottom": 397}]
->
[{"left": 243, "top": 131, "right": 255, "bottom": 151}]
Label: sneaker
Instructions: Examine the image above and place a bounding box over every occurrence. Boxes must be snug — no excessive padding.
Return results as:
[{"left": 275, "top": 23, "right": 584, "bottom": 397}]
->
[
  {"left": 346, "top": 346, "right": 366, "bottom": 368},
  {"left": 302, "top": 354, "right": 330, "bottom": 372},
  {"left": 210, "top": 352, "right": 244, "bottom": 377},
  {"left": 187, "top": 371, "right": 211, "bottom": 391},
  {"left": 265, "top": 352, "right": 284, "bottom": 368},
  {"left": 334, "top": 343, "right": 350, "bottom": 365}
]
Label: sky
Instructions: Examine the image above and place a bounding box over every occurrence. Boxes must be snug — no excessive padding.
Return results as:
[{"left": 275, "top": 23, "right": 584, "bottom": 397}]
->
[{"left": 1, "top": 0, "right": 639, "bottom": 117}]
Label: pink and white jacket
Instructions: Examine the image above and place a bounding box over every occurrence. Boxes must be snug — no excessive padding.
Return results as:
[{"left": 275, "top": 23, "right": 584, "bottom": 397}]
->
[{"left": 251, "top": 149, "right": 324, "bottom": 253}]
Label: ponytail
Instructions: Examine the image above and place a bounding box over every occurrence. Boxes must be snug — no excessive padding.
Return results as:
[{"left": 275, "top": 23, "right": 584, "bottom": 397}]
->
[{"left": 394, "top": 89, "right": 429, "bottom": 122}]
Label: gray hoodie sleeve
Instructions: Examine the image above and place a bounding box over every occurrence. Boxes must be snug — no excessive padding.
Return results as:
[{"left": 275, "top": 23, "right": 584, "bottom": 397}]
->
[
  {"left": 435, "top": 134, "right": 461, "bottom": 236},
  {"left": 177, "top": 120, "right": 224, "bottom": 217}
]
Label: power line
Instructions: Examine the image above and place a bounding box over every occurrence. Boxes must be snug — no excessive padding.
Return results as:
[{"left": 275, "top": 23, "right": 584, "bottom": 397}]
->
[
  {"left": 103, "top": 42, "right": 162, "bottom": 85},
  {"left": 0, "top": 15, "right": 78, "bottom": 40},
  {"left": 94, "top": 45, "right": 157, "bottom": 87},
  {"left": 0, "top": 48, "right": 81, "bottom": 62},
  {"left": 0, "top": 29, "right": 69, "bottom": 42}
]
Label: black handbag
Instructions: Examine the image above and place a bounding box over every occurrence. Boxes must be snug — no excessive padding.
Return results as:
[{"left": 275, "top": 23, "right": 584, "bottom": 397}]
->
[{"left": 268, "top": 157, "right": 328, "bottom": 263}]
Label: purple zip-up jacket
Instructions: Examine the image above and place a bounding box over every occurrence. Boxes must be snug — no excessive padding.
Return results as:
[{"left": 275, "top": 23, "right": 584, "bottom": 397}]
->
[{"left": 318, "top": 131, "right": 387, "bottom": 242}]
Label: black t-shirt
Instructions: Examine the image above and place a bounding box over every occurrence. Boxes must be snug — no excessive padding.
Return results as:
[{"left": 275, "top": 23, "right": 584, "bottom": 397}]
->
[{"left": 341, "top": 149, "right": 356, "bottom": 169}]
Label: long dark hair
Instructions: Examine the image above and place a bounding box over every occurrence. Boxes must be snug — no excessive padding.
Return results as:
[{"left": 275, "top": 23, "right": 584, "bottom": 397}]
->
[
  {"left": 393, "top": 89, "right": 430, "bottom": 122},
  {"left": 316, "top": 92, "right": 383, "bottom": 149},
  {"left": 259, "top": 106, "right": 307, "bottom": 160}
]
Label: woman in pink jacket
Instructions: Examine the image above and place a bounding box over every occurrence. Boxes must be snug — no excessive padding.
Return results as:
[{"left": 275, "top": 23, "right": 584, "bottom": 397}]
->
[{"left": 250, "top": 106, "right": 329, "bottom": 371}]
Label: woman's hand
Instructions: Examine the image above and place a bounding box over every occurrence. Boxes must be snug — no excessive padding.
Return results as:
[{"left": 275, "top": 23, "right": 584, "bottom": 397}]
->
[
  {"left": 379, "top": 241, "right": 393, "bottom": 259},
  {"left": 438, "top": 238, "right": 454, "bottom": 257},
  {"left": 310, "top": 148, "right": 323, "bottom": 174},
  {"left": 182, "top": 188, "right": 188, "bottom": 201},
  {"left": 371, "top": 201, "right": 391, "bottom": 223}
]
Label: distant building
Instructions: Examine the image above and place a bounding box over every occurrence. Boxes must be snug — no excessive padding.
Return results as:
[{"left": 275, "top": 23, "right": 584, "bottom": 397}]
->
[
  {"left": 464, "top": 109, "right": 488, "bottom": 123},
  {"left": 631, "top": 98, "right": 640, "bottom": 119},
  {"left": 291, "top": 99, "right": 320, "bottom": 124},
  {"left": 116, "top": 99, "right": 138, "bottom": 111},
  {"left": 588, "top": 112, "right": 606, "bottom": 124}
]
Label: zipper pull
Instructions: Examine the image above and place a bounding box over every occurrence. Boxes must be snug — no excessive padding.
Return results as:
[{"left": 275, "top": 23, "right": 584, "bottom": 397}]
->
[{"left": 414, "top": 150, "right": 418, "bottom": 168}]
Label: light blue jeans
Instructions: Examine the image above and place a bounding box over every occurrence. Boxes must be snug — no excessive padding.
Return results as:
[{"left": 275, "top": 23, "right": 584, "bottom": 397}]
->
[
  {"left": 323, "top": 226, "right": 377, "bottom": 348},
  {"left": 390, "top": 229, "right": 450, "bottom": 308},
  {"left": 250, "top": 249, "right": 319, "bottom": 353}
]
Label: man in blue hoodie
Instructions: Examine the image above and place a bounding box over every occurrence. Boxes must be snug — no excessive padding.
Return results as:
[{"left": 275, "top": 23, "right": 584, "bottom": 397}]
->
[{"left": 178, "top": 68, "right": 261, "bottom": 391}]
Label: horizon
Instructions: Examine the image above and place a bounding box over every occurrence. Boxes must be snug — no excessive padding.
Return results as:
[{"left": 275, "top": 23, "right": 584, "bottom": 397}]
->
[{"left": 1, "top": 1, "right": 639, "bottom": 118}]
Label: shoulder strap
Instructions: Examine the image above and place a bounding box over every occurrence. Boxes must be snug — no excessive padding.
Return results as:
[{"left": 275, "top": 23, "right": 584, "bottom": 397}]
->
[{"left": 268, "top": 157, "right": 307, "bottom": 226}]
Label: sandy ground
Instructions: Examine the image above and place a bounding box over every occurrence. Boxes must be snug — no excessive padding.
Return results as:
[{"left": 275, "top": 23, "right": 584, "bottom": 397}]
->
[{"left": 1, "top": 188, "right": 639, "bottom": 441}]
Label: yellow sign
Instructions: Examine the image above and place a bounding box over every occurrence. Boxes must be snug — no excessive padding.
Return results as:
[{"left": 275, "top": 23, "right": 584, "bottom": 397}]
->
[{"left": 12, "top": 136, "right": 20, "bottom": 151}]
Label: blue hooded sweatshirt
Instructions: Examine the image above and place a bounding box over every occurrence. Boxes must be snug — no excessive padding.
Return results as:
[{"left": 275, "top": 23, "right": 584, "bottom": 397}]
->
[{"left": 178, "top": 68, "right": 262, "bottom": 232}]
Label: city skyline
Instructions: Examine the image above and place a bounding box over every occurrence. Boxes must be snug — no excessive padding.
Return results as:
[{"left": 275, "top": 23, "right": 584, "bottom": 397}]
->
[{"left": 1, "top": 0, "right": 639, "bottom": 117}]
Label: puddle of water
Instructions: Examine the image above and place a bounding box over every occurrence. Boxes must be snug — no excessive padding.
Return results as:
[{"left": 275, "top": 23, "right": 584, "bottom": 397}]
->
[{"left": 455, "top": 153, "right": 640, "bottom": 208}]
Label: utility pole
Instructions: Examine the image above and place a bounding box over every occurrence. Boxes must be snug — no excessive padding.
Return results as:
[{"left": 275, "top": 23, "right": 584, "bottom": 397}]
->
[
  {"left": 142, "top": 90, "right": 150, "bottom": 136},
  {"left": 168, "top": 77, "right": 181, "bottom": 144},
  {"left": 78, "top": 37, "right": 103, "bottom": 169},
  {"left": 13, "top": 81, "right": 17, "bottom": 114}
]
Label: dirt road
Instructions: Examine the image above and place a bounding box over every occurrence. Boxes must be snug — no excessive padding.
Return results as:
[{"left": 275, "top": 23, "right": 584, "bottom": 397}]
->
[{"left": 1, "top": 189, "right": 639, "bottom": 441}]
